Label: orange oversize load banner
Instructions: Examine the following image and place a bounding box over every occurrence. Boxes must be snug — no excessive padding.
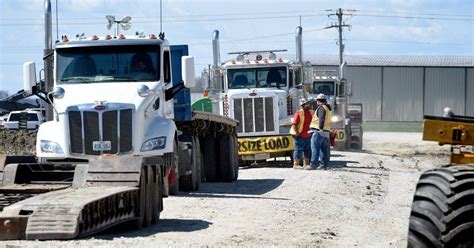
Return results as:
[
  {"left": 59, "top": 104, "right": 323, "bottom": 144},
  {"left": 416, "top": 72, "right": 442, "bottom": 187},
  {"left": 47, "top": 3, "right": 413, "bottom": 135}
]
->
[{"left": 237, "top": 135, "right": 294, "bottom": 155}]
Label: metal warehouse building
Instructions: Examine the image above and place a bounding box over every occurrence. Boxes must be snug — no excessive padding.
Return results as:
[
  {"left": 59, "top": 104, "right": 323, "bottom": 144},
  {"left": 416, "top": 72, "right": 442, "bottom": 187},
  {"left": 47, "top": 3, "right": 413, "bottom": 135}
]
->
[{"left": 307, "top": 55, "right": 474, "bottom": 122}]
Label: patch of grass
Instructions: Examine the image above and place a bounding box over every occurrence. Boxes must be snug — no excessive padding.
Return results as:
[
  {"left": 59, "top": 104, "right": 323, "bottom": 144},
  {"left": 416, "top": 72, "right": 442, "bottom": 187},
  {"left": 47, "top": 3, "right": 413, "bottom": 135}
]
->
[{"left": 362, "top": 122, "right": 422, "bottom": 132}]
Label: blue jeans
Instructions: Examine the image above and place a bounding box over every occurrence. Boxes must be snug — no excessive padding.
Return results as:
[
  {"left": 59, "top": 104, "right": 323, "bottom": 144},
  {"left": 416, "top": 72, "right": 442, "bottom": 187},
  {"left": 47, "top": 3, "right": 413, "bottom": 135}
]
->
[
  {"left": 293, "top": 136, "right": 311, "bottom": 160},
  {"left": 310, "top": 131, "right": 329, "bottom": 167}
]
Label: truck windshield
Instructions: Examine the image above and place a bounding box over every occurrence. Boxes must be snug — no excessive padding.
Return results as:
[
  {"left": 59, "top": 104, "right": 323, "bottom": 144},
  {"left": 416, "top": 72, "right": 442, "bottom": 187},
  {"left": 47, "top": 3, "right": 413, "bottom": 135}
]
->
[
  {"left": 227, "top": 67, "right": 287, "bottom": 89},
  {"left": 8, "top": 113, "right": 39, "bottom": 121},
  {"left": 56, "top": 45, "right": 160, "bottom": 83},
  {"left": 313, "top": 81, "right": 335, "bottom": 96}
]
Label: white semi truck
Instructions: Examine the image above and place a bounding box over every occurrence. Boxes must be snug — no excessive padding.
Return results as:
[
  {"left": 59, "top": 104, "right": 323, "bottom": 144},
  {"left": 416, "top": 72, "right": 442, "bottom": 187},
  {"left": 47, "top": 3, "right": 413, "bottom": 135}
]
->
[
  {"left": 199, "top": 26, "right": 313, "bottom": 164},
  {"left": 0, "top": 1, "right": 238, "bottom": 240},
  {"left": 310, "top": 69, "right": 363, "bottom": 150}
]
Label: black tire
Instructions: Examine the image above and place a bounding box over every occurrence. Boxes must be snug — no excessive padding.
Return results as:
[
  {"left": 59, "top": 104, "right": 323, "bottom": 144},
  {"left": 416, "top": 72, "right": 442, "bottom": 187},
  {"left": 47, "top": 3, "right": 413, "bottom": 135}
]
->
[
  {"left": 179, "top": 137, "right": 202, "bottom": 191},
  {"left": 194, "top": 137, "right": 202, "bottom": 189},
  {"left": 168, "top": 142, "right": 180, "bottom": 195},
  {"left": 143, "top": 165, "right": 153, "bottom": 227},
  {"left": 202, "top": 134, "right": 217, "bottom": 181},
  {"left": 219, "top": 134, "right": 234, "bottom": 182},
  {"left": 134, "top": 165, "right": 147, "bottom": 229},
  {"left": 231, "top": 134, "right": 239, "bottom": 181},
  {"left": 408, "top": 166, "right": 474, "bottom": 247},
  {"left": 151, "top": 165, "right": 163, "bottom": 224}
]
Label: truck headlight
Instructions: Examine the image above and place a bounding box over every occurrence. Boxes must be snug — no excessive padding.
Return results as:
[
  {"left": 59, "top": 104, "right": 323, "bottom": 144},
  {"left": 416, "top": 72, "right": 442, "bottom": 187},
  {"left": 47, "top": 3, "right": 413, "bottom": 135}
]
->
[
  {"left": 40, "top": 140, "right": 64, "bottom": 154},
  {"left": 141, "top": 136, "right": 166, "bottom": 151},
  {"left": 331, "top": 115, "right": 343, "bottom": 123}
]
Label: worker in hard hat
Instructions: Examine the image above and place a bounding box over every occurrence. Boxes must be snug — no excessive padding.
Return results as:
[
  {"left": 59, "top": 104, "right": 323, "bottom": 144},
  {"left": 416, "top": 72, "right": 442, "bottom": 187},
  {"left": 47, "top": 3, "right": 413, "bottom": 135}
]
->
[
  {"left": 306, "top": 93, "right": 332, "bottom": 170},
  {"left": 290, "top": 98, "right": 313, "bottom": 169}
]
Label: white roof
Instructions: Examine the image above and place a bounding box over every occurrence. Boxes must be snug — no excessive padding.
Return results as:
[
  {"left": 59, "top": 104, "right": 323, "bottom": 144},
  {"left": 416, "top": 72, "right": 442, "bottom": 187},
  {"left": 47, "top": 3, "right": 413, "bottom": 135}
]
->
[{"left": 299, "top": 54, "right": 474, "bottom": 67}]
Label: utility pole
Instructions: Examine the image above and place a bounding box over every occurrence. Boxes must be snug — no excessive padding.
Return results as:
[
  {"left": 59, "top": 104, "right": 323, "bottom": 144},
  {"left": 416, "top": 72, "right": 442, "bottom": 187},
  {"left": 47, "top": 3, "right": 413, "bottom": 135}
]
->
[{"left": 325, "top": 8, "right": 352, "bottom": 78}]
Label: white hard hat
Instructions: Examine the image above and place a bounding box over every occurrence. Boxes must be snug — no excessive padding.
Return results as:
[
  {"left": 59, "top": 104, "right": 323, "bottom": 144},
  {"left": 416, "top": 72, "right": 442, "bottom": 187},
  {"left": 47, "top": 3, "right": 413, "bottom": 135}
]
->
[
  {"left": 299, "top": 98, "right": 309, "bottom": 106},
  {"left": 316, "top": 93, "right": 326, "bottom": 100}
]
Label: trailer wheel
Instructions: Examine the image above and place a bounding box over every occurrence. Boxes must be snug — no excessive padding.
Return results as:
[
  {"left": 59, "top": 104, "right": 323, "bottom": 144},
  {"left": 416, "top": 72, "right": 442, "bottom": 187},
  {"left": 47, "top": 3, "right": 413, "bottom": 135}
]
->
[
  {"left": 194, "top": 137, "right": 203, "bottom": 188},
  {"left": 151, "top": 165, "right": 163, "bottom": 224},
  {"left": 408, "top": 166, "right": 474, "bottom": 247},
  {"left": 219, "top": 134, "right": 234, "bottom": 182},
  {"left": 135, "top": 165, "right": 147, "bottom": 228},
  {"left": 168, "top": 142, "right": 180, "bottom": 195},
  {"left": 231, "top": 134, "right": 239, "bottom": 181},
  {"left": 143, "top": 165, "right": 153, "bottom": 227},
  {"left": 202, "top": 134, "right": 217, "bottom": 181},
  {"left": 179, "top": 137, "right": 202, "bottom": 191}
]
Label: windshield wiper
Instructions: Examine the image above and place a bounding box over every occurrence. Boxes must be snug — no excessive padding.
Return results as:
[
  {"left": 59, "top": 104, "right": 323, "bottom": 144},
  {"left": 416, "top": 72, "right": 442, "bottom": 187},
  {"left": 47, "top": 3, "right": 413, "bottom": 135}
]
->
[
  {"left": 110, "top": 77, "right": 139, "bottom": 82},
  {"left": 61, "top": 77, "right": 92, "bottom": 83}
]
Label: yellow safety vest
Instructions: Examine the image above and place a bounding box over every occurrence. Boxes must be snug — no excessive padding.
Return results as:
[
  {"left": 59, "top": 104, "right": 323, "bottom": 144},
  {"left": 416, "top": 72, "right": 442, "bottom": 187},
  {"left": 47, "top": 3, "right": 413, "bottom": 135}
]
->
[{"left": 310, "top": 105, "right": 332, "bottom": 131}]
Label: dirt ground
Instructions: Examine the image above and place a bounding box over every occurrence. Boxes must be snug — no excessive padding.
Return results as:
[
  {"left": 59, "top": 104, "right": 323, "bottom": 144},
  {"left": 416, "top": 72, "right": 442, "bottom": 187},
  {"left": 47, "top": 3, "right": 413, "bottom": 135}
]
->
[{"left": 2, "top": 132, "right": 450, "bottom": 247}]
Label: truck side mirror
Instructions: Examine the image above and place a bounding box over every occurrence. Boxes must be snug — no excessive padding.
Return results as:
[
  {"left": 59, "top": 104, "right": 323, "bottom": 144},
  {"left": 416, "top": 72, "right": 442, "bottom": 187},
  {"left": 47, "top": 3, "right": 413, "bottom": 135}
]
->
[
  {"left": 23, "top": 62, "right": 36, "bottom": 95},
  {"left": 182, "top": 56, "right": 195, "bottom": 88}
]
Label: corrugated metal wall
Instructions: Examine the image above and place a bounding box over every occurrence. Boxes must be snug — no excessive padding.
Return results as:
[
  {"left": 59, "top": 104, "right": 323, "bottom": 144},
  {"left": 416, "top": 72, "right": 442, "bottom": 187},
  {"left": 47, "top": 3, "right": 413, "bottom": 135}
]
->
[
  {"left": 424, "top": 68, "right": 465, "bottom": 117},
  {"left": 311, "top": 65, "right": 471, "bottom": 121},
  {"left": 346, "top": 67, "right": 382, "bottom": 121},
  {"left": 467, "top": 68, "right": 474, "bottom": 116},
  {"left": 382, "top": 67, "right": 424, "bottom": 121}
]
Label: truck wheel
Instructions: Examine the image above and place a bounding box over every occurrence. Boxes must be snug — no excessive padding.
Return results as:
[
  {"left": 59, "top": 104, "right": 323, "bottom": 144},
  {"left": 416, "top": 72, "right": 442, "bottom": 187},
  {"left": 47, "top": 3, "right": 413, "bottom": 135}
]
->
[
  {"left": 194, "top": 137, "right": 203, "bottom": 188},
  {"left": 151, "top": 165, "right": 163, "bottom": 224},
  {"left": 408, "top": 166, "right": 474, "bottom": 247},
  {"left": 231, "top": 134, "right": 239, "bottom": 181},
  {"left": 202, "top": 134, "right": 217, "bottom": 181},
  {"left": 179, "top": 137, "right": 202, "bottom": 191},
  {"left": 168, "top": 142, "right": 180, "bottom": 195},
  {"left": 144, "top": 165, "right": 153, "bottom": 227},
  {"left": 135, "top": 165, "right": 147, "bottom": 229},
  {"left": 219, "top": 134, "right": 234, "bottom": 182}
]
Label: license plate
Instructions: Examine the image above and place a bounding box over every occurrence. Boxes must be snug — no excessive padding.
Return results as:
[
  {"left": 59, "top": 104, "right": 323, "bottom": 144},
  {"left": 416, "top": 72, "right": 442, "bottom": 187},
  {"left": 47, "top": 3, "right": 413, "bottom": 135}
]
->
[
  {"left": 241, "top": 153, "right": 270, "bottom": 161},
  {"left": 93, "top": 141, "right": 112, "bottom": 151}
]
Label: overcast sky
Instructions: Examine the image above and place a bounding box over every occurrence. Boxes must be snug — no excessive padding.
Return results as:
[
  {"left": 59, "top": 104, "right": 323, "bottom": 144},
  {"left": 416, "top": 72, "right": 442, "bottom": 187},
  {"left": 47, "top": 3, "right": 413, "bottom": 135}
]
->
[{"left": 0, "top": 0, "right": 472, "bottom": 94}]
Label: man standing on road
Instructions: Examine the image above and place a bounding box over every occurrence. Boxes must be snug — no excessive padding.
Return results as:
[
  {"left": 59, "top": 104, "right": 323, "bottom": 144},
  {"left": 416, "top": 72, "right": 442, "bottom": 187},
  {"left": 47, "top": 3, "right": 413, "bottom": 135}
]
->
[
  {"left": 290, "top": 98, "right": 313, "bottom": 169},
  {"left": 306, "top": 93, "right": 332, "bottom": 170}
]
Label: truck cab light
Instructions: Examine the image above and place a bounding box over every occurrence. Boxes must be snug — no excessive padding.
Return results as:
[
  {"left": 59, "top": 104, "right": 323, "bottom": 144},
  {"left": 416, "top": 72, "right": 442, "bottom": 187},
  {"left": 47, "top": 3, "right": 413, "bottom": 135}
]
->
[
  {"left": 105, "top": 34, "right": 112, "bottom": 40},
  {"left": 149, "top": 34, "right": 157, "bottom": 39},
  {"left": 62, "top": 35, "right": 69, "bottom": 42},
  {"left": 118, "top": 34, "right": 126, "bottom": 39},
  {"left": 91, "top": 35, "right": 99, "bottom": 40}
]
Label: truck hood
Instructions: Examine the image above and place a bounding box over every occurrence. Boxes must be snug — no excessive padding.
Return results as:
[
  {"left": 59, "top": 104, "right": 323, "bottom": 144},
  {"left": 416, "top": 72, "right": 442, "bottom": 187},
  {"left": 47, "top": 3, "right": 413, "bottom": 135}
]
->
[
  {"left": 226, "top": 88, "right": 287, "bottom": 99},
  {"left": 53, "top": 82, "right": 161, "bottom": 112}
]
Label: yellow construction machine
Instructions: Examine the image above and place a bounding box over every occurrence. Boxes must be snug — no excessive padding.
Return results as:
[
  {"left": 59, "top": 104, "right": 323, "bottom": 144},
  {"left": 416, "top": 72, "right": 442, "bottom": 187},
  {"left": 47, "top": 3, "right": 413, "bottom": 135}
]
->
[{"left": 407, "top": 108, "right": 474, "bottom": 247}]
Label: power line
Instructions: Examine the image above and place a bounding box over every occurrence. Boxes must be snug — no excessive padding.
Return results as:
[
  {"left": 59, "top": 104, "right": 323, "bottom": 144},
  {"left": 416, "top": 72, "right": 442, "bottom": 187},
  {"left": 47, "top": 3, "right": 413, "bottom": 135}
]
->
[
  {"left": 352, "top": 9, "right": 473, "bottom": 18},
  {"left": 351, "top": 13, "right": 473, "bottom": 21},
  {"left": 0, "top": 14, "right": 328, "bottom": 26},
  {"left": 347, "top": 39, "right": 473, "bottom": 46},
  {"left": 0, "top": 9, "right": 327, "bottom": 21}
]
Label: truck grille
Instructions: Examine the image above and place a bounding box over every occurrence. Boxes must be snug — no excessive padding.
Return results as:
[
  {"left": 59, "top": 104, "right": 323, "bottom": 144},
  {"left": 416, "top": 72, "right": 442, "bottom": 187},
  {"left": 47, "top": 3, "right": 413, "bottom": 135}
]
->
[
  {"left": 233, "top": 97, "right": 275, "bottom": 134},
  {"left": 68, "top": 109, "right": 133, "bottom": 155}
]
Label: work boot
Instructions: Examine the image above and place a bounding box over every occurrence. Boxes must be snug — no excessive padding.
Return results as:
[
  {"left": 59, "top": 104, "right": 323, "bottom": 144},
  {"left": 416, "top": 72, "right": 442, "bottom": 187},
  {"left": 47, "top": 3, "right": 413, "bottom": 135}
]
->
[
  {"left": 303, "top": 157, "right": 310, "bottom": 167},
  {"left": 303, "top": 164, "right": 316, "bottom": 170},
  {"left": 293, "top": 159, "right": 303, "bottom": 169}
]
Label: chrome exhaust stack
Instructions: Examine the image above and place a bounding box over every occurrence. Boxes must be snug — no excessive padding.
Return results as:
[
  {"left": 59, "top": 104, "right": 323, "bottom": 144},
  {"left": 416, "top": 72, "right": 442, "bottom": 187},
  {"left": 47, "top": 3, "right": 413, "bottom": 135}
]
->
[
  {"left": 295, "top": 26, "right": 303, "bottom": 64},
  {"left": 212, "top": 30, "right": 220, "bottom": 67},
  {"left": 43, "top": 0, "right": 54, "bottom": 121}
]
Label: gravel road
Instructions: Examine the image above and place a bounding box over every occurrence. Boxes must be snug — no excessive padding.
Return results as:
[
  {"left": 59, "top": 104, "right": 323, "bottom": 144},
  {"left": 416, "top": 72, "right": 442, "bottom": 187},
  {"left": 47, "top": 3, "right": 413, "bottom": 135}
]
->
[{"left": 2, "top": 132, "right": 450, "bottom": 247}]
